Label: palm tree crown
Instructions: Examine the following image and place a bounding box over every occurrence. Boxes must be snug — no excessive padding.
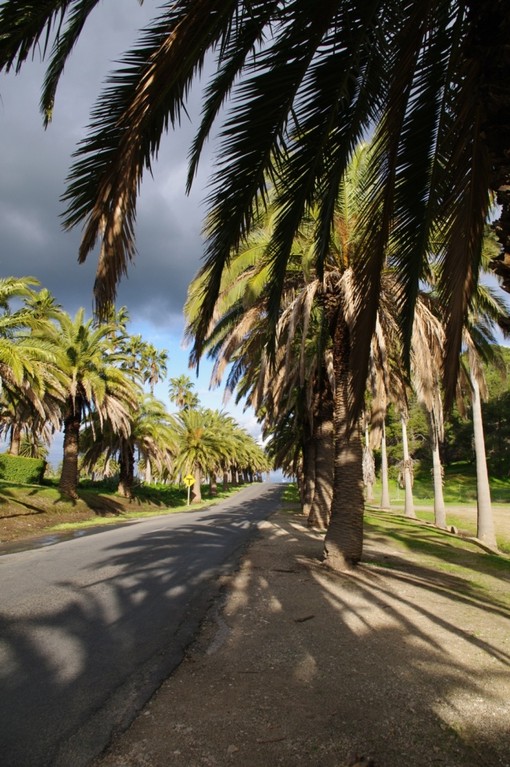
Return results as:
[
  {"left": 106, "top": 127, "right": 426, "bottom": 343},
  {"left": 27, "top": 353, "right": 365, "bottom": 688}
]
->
[{"left": 1, "top": 1, "right": 509, "bottom": 408}]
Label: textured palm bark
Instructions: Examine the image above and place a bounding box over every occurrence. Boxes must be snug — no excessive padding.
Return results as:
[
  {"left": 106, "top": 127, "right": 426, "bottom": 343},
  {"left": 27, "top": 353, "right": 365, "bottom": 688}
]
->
[
  {"left": 430, "top": 419, "right": 447, "bottom": 529},
  {"left": 59, "top": 396, "right": 82, "bottom": 499},
  {"left": 9, "top": 423, "right": 21, "bottom": 456},
  {"left": 118, "top": 442, "right": 134, "bottom": 499},
  {"left": 470, "top": 369, "right": 497, "bottom": 548},
  {"left": 191, "top": 466, "right": 202, "bottom": 503},
  {"left": 379, "top": 422, "right": 391, "bottom": 510},
  {"left": 323, "top": 315, "right": 364, "bottom": 571},
  {"left": 401, "top": 415, "right": 416, "bottom": 519},
  {"left": 308, "top": 392, "right": 334, "bottom": 530},
  {"left": 301, "top": 438, "right": 316, "bottom": 521}
]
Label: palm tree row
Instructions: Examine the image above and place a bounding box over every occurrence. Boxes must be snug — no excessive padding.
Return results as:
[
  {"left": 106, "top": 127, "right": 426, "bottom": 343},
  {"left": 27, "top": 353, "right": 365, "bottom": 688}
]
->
[
  {"left": 185, "top": 145, "right": 510, "bottom": 565},
  {"left": 0, "top": 280, "right": 268, "bottom": 500},
  {"left": 1, "top": 1, "right": 508, "bottom": 399},
  {"left": 1, "top": 3, "right": 509, "bottom": 566}
]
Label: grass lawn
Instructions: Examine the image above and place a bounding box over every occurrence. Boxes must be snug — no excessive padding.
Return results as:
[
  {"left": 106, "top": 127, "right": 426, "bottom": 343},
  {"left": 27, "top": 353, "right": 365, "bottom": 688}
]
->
[{"left": 0, "top": 479, "right": 250, "bottom": 545}]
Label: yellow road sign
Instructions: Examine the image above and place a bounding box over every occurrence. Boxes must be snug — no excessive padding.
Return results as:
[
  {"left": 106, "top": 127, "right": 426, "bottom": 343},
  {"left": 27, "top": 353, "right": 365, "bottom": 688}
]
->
[{"left": 183, "top": 474, "right": 195, "bottom": 487}]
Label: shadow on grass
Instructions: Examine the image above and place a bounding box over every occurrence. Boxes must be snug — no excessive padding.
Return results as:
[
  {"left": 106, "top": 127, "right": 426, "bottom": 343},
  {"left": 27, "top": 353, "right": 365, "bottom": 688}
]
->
[{"left": 363, "top": 510, "right": 510, "bottom": 615}]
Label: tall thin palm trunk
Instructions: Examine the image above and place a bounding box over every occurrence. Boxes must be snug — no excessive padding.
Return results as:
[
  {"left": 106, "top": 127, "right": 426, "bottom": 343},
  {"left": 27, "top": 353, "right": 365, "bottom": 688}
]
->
[
  {"left": 301, "top": 437, "right": 316, "bottom": 519},
  {"left": 401, "top": 414, "right": 416, "bottom": 519},
  {"left": 429, "top": 413, "right": 447, "bottom": 529},
  {"left": 380, "top": 420, "right": 391, "bottom": 510},
  {"left": 363, "top": 422, "right": 375, "bottom": 503},
  {"left": 59, "top": 396, "right": 82, "bottom": 499},
  {"left": 470, "top": 368, "right": 497, "bottom": 548}
]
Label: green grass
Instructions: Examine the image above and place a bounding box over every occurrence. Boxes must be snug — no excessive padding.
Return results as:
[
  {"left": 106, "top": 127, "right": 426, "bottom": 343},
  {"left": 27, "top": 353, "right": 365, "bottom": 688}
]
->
[
  {"left": 0, "top": 479, "right": 251, "bottom": 540},
  {"left": 281, "top": 483, "right": 300, "bottom": 505},
  {"left": 363, "top": 507, "right": 510, "bottom": 609},
  {"left": 372, "top": 462, "right": 510, "bottom": 507},
  {"left": 411, "top": 462, "right": 509, "bottom": 504}
]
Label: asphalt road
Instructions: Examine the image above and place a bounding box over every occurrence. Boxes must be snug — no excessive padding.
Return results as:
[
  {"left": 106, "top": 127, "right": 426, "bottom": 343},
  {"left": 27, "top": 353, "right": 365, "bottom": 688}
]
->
[{"left": 0, "top": 482, "right": 283, "bottom": 767}]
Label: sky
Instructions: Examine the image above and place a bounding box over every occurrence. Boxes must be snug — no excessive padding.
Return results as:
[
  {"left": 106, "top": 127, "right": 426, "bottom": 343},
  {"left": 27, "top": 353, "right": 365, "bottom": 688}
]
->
[{"left": 0, "top": 1, "right": 262, "bottom": 460}]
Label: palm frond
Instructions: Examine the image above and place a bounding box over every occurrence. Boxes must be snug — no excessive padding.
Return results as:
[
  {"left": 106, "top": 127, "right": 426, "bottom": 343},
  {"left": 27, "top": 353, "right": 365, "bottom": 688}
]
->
[
  {"left": 186, "top": 0, "right": 281, "bottom": 191},
  {"left": 40, "top": 0, "right": 101, "bottom": 124},
  {"left": 0, "top": 0, "right": 72, "bottom": 73},
  {"left": 436, "top": 67, "right": 491, "bottom": 404},
  {"left": 61, "top": 0, "right": 240, "bottom": 313}
]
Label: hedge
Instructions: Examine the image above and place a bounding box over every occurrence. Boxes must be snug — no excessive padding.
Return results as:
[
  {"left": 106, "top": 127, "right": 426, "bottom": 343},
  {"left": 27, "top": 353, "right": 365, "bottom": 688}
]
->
[{"left": 0, "top": 454, "right": 46, "bottom": 484}]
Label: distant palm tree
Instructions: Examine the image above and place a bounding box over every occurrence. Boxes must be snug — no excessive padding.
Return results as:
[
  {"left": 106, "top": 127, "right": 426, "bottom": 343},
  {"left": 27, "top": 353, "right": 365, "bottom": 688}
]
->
[
  {"left": 174, "top": 408, "right": 227, "bottom": 503},
  {"left": 43, "top": 309, "right": 139, "bottom": 499},
  {"left": 168, "top": 375, "right": 199, "bottom": 411},
  {"left": 0, "top": 389, "right": 58, "bottom": 457},
  {"left": 81, "top": 393, "right": 177, "bottom": 498},
  {"left": 411, "top": 298, "right": 448, "bottom": 528},
  {"left": 121, "top": 334, "right": 168, "bottom": 394}
]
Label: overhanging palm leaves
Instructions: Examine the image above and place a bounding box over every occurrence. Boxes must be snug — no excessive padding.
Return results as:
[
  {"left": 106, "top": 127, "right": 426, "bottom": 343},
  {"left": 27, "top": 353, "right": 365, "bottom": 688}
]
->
[{"left": 1, "top": 1, "right": 509, "bottom": 409}]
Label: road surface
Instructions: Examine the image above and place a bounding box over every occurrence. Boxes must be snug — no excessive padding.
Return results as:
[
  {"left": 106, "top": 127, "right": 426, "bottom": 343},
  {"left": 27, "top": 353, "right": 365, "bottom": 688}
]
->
[{"left": 0, "top": 482, "right": 283, "bottom": 767}]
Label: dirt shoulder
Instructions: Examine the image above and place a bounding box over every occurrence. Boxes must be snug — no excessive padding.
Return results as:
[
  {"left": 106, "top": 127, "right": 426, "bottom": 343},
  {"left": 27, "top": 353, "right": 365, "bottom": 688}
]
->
[{"left": 93, "top": 505, "right": 510, "bottom": 767}]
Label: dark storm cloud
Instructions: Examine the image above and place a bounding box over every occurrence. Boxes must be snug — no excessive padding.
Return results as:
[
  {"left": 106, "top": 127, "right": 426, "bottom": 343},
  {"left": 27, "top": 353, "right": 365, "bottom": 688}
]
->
[{"left": 0, "top": 1, "right": 211, "bottom": 329}]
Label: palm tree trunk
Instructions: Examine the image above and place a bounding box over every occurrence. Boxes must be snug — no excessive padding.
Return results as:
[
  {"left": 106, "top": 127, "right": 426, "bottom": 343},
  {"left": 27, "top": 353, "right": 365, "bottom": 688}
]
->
[
  {"left": 59, "top": 396, "right": 82, "bottom": 500},
  {"left": 401, "top": 414, "right": 416, "bottom": 519},
  {"left": 9, "top": 423, "right": 21, "bottom": 456},
  {"left": 308, "top": 394, "right": 334, "bottom": 529},
  {"left": 429, "top": 415, "right": 447, "bottom": 529},
  {"left": 301, "top": 437, "right": 316, "bottom": 519},
  {"left": 191, "top": 466, "right": 202, "bottom": 503},
  {"left": 323, "top": 316, "right": 364, "bottom": 570},
  {"left": 380, "top": 420, "right": 391, "bottom": 509},
  {"left": 470, "top": 369, "right": 497, "bottom": 547},
  {"left": 118, "top": 443, "right": 135, "bottom": 499},
  {"left": 363, "top": 422, "right": 375, "bottom": 503}
]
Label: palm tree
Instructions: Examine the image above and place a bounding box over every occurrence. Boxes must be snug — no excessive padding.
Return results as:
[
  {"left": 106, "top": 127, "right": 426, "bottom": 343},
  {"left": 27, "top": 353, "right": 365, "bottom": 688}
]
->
[
  {"left": 121, "top": 334, "right": 168, "bottom": 395},
  {"left": 174, "top": 408, "right": 226, "bottom": 503},
  {"left": 43, "top": 309, "right": 140, "bottom": 499},
  {"left": 411, "top": 297, "right": 448, "bottom": 528},
  {"left": 185, "top": 190, "right": 333, "bottom": 523},
  {"left": 186, "top": 145, "right": 381, "bottom": 564},
  {"left": 0, "top": 277, "right": 53, "bottom": 391},
  {"left": 461, "top": 292, "right": 510, "bottom": 548},
  {"left": 81, "top": 393, "right": 177, "bottom": 497},
  {"left": 168, "top": 375, "right": 200, "bottom": 411},
  {"left": 1, "top": 2, "right": 508, "bottom": 407},
  {"left": 0, "top": 388, "right": 58, "bottom": 457},
  {"left": 0, "top": 278, "right": 64, "bottom": 456}
]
